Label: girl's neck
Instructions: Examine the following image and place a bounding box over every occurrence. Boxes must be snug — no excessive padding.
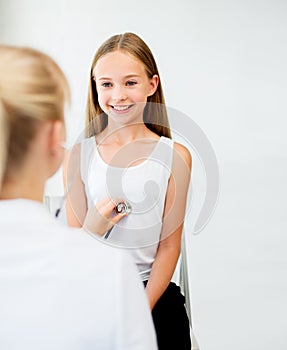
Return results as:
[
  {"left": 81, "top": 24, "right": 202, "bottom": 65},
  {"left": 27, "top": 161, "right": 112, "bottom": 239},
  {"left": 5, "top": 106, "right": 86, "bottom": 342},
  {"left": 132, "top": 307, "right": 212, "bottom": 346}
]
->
[{"left": 99, "top": 123, "right": 157, "bottom": 145}]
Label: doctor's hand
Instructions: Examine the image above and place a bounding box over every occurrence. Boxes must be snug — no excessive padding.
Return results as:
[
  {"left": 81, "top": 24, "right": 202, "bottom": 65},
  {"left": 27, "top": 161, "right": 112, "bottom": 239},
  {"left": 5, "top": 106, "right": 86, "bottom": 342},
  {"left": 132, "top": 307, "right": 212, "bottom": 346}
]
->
[{"left": 83, "top": 198, "right": 128, "bottom": 236}]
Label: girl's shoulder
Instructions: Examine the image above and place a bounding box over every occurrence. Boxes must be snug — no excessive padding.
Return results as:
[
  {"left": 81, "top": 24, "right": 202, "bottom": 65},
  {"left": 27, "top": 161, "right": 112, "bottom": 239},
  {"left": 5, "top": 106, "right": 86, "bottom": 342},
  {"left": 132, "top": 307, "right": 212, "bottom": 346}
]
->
[{"left": 173, "top": 142, "right": 192, "bottom": 168}]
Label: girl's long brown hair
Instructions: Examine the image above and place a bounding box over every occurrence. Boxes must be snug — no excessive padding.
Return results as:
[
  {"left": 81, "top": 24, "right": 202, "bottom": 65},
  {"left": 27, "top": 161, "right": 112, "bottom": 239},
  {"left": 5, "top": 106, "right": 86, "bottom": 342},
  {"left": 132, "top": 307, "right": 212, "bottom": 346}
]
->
[{"left": 86, "top": 32, "right": 171, "bottom": 138}]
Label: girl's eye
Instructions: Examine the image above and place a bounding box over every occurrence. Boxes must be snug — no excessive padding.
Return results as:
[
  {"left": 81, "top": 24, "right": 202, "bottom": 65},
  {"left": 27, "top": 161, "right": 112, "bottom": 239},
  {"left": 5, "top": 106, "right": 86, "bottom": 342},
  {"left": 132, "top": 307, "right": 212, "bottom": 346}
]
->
[
  {"left": 126, "top": 81, "right": 137, "bottom": 86},
  {"left": 102, "top": 82, "right": 112, "bottom": 87}
]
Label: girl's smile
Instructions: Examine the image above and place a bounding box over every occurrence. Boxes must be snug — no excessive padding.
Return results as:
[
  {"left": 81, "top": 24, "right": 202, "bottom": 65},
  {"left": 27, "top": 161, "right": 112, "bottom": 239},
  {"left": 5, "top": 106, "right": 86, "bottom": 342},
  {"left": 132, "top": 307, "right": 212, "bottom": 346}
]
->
[{"left": 111, "top": 104, "right": 134, "bottom": 113}]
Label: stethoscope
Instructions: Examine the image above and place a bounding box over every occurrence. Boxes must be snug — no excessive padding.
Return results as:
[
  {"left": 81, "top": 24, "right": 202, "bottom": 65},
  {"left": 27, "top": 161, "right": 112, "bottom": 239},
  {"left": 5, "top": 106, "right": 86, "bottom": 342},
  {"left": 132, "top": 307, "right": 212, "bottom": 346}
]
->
[
  {"left": 104, "top": 201, "right": 132, "bottom": 239},
  {"left": 54, "top": 179, "right": 132, "bottom": 241},
  {"left": 54, "top": 195, "right": 68, "bottom": 218}
]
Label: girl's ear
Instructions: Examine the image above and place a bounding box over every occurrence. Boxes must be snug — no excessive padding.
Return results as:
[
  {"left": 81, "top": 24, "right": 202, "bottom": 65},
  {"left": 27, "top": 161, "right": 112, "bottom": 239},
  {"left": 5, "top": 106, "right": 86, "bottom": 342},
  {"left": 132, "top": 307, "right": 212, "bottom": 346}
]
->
[
  {"left": 147, "top": 74, "right": 159, "bottom": 97},
  {"left": 92, "top": 75, "right": 98, "bottom": 93}
]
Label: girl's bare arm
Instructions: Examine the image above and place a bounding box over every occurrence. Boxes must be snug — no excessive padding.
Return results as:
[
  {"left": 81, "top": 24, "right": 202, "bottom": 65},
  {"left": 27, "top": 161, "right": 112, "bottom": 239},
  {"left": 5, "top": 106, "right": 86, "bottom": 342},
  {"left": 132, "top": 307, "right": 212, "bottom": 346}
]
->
[
  {"left": 145, "top": 142, "right": 192, "bottom": 310},
  {"left": 63, "top": 144, "right": 88, "bottom": 227}
]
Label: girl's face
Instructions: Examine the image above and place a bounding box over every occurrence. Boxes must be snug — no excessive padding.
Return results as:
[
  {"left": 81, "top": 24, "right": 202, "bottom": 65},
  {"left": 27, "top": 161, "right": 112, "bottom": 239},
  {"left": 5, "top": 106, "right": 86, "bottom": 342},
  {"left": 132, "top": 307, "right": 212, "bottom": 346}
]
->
[{"left": 93, "top": 50, "right": 158, "bottom": 125}]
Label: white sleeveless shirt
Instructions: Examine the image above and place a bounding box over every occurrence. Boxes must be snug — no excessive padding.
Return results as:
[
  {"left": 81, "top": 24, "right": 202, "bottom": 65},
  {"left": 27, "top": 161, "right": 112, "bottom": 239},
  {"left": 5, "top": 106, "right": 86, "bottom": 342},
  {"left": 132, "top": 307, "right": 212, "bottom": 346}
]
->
[{"left": 80, "top": 136, "right": 174, "bottom": 281}]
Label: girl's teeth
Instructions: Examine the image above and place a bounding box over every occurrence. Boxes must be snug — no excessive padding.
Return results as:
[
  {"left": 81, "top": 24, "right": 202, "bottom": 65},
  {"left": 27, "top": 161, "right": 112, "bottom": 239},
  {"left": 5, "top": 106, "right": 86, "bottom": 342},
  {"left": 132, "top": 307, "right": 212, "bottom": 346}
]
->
[{"left": 113, "top": 105, "right": 130, "bottom": 111}]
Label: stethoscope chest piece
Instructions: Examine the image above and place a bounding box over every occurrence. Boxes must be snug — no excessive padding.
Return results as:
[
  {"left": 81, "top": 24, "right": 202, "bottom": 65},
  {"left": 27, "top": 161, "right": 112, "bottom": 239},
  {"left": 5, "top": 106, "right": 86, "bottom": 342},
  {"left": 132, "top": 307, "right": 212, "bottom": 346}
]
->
[{"left": 116, "top": 201, "right": 132, "bottom": 214}]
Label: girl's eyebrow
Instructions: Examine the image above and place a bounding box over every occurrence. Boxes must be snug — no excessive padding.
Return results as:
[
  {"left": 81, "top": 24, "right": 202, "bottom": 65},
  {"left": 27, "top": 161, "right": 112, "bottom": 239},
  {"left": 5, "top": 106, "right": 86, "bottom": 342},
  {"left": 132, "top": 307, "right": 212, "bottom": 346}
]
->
[
  {"left": 97, "top": 77, "right": 111, "bottom": 81},
  {"left": 96, "top": 74, "right": 141, "bottom": 81},
  {"left": 124, "top": 74, "right": 141, "bottom": 79}
]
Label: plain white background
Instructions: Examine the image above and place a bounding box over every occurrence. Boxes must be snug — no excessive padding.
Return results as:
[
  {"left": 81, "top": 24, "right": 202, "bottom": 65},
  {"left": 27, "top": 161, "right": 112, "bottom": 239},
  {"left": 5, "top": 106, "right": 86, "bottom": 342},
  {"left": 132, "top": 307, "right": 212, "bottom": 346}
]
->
[{"left": 1, "top": 0, "right": 286, "bottom": 349}]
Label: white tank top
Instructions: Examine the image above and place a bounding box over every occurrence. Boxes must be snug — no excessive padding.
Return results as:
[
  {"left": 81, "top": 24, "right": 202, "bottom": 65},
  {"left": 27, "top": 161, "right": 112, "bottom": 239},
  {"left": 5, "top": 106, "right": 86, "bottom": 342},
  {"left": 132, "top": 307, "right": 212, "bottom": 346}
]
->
[{"left": 80, "top": 136, "right": 174, "bottom": 281}]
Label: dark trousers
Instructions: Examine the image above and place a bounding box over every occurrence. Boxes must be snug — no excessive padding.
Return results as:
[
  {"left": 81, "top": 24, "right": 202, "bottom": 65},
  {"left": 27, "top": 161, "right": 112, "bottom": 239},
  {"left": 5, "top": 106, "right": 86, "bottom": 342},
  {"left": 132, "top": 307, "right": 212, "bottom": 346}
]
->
[{"left": 144, "top": 281, "right": 192, "bottom": 350}]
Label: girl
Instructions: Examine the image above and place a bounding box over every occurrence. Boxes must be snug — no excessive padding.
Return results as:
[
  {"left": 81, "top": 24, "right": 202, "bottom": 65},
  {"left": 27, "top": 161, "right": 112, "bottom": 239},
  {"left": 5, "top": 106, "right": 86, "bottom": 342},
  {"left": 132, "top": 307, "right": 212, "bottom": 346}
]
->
[
  {"left": 0, "top": 45, "right": 157, "bottom": 349},
  {"left": 65, "top": 32, "right": 192, "bottom": 349}
]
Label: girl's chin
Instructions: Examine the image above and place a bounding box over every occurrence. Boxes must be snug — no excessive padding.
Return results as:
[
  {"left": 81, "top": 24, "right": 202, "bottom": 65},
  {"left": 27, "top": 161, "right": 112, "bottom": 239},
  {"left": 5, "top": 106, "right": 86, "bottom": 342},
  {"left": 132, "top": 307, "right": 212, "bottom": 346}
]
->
[{"left": 107, "top": 114, "right": 144, "bottom": 127}]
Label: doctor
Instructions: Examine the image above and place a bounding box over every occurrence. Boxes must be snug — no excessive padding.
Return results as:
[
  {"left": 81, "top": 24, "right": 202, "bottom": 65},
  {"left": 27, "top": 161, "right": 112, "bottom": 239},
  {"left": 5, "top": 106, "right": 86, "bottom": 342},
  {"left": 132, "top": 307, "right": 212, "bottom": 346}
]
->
[{"left": 0, "top": 45, "right": 157, "bottom": 350}]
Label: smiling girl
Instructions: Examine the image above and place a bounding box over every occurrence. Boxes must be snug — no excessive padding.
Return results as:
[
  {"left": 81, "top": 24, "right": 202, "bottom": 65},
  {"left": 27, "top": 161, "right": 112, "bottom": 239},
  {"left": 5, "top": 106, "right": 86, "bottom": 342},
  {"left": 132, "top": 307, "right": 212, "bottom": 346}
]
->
[{"left": 65, "top": 32, "right": 192, "bottom": 349}]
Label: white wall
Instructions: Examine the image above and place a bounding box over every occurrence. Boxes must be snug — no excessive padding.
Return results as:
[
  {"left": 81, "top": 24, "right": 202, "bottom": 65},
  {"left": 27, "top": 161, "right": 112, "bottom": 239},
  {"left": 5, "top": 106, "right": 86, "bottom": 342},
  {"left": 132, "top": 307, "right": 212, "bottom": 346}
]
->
[{"left": 1, "top": 1, "right": 286, "bottom": 349}]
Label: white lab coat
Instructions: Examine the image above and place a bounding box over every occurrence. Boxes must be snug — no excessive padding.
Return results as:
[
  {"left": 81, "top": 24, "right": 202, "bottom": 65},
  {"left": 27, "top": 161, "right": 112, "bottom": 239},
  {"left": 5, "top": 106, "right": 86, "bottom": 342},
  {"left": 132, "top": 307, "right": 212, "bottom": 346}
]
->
[{"left": 0, "top": 199, "right": 157, "bottom": 350}]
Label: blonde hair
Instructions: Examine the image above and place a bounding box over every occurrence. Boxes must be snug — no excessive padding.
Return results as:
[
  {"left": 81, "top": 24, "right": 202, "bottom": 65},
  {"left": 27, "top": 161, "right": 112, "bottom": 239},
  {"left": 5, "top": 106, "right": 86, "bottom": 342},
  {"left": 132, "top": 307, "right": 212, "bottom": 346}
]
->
[
  {"left": 0, "top": 45, "right": 70, "bottom": 190},
  {"left": 86, "top": 32, "right": 171, "bottom": 138}
]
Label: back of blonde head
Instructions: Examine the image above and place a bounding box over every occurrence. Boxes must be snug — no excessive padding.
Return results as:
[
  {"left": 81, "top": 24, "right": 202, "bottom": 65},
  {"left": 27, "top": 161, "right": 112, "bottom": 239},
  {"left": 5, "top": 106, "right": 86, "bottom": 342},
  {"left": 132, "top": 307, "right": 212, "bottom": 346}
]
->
[{"left": 0, "top": 45, "right": 69, "bottom": 190}]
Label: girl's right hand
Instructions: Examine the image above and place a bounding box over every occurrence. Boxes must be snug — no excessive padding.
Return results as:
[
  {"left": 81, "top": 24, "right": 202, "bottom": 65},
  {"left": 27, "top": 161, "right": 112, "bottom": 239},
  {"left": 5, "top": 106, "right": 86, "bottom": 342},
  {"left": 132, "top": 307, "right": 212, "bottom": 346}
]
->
[{"left": 83, "top": 198, "right": 128, "bottom": 236}]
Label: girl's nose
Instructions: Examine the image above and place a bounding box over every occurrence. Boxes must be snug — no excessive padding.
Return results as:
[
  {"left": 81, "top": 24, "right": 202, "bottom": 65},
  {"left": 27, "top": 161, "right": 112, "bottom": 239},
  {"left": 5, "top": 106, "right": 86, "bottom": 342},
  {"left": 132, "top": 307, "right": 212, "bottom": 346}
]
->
[{"left": 112, "top": 85, "right": 127, "bottom": 102}]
